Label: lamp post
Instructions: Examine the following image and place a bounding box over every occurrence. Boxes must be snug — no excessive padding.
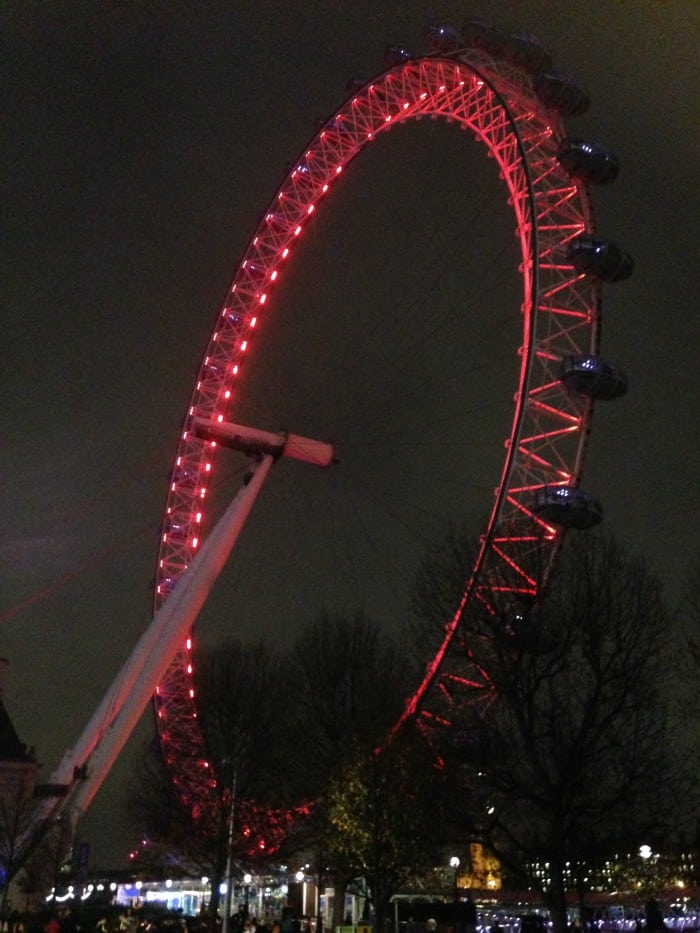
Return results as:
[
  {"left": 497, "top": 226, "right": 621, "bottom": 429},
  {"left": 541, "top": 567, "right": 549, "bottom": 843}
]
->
[
  {"left": 295, "top": 870, "right": 305, "bottom": 918},
  {"left": 316, "top": 862, "right": 324, "bottom": 933},
  {"left": 450, "top": 856, "right": 461, "bottom": 933},
  {"left": 639, "top": 844, "right": 653, "bottom": 894},
  {"left": 449, "top": 857, "right": 461, "bottom": 902},
  {"left": 222, "top": 771, "right": 237, "bottom": 933},
  {"left": 244, "top": 873, "right": 252, "bottom": 918}
]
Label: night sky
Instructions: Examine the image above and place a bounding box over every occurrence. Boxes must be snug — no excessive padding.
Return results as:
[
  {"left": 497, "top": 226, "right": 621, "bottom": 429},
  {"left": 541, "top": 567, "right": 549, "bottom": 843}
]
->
[{"left": 3, "top": 2, "right": 699, "bottom": 868}]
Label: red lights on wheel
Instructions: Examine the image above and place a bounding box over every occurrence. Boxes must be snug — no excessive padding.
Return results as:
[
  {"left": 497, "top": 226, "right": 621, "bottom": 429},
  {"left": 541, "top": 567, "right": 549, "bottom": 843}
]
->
[{"left": 155, "top": 36, "right": 628, "bottom": 816}]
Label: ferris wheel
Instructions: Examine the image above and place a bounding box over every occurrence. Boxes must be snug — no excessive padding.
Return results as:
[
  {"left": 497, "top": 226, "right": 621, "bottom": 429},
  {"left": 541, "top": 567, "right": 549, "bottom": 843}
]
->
[{"left": 143, "top": 22, "right": 632, "bottom": 826}]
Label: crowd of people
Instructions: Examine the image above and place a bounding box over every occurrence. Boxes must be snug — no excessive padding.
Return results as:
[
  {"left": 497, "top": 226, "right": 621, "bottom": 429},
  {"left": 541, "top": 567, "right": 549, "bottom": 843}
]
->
[
  {"left": 0, "top": 897, "right": 680, "bottom": 933},
  {"left": 0, "top": 905, "right": 321, "bottom": 933}
]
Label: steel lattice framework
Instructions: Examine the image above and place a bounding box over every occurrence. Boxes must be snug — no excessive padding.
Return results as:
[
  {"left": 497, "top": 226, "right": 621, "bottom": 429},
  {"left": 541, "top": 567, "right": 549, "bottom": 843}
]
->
[{"left": 153, "top": 48, "right": 604, "bottom": 817}]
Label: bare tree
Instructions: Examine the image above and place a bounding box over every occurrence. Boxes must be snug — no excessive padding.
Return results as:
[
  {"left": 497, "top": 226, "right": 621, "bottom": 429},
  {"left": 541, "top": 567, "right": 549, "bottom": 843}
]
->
[
  {"left": 131, "top": 638, "right": 289, "bottom": 927},
  {"left": 194, "top": 638, "right": 289, "bottom": 808},
  {"left": 0, "top": 771, "right": 37, "bottom": 909},
  {"left": 324, "top": 724, "right": 449, "bottom": 933},
  {"left": 678, "top": 566, "right": 700, "bottom": 697},
  {"left": 280, "top": 610, "right": 418, "bottom": 932},
  {"left": 132, "top": 614, "right": 419, "bottom": 931},
  {"left": 16, "top": 815, "right": 73, "bottom": 911},
  {"left": 675, "top": 566, "right": 700, "bottom": 851},
  {"left": 131, "top": 735, "right": 215, "bottom": 875},
  {"left": 285, "top": 610, "right": 413, "bottom": 797},
  {"left": 412, "top": 531, "right": 694, "bottom": 932}
]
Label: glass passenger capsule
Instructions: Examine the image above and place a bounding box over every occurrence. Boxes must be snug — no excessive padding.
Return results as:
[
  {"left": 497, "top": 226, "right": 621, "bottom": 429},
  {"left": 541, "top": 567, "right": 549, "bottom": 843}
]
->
[
  {"left": 533, "top": 70, "right": 591, "bottom": 116},
  {"left": 424, "top": 22, "right": 463, "bottom": 52},
  {"left": 567, "top": 234, "right": 634, "bottom": 282},
  {"left": 461, "top": 18, "right": 506, "bottom": 56},
  {"left": 560, "top": 355, "right": 628, "bottom": 400},
  {"left": 500, "top": 31, "right": 552, "bottom": 73},
  {"left": 533, "top": 485, "right": 603, "bottom": 530},
  {"left": 384, "top": 44, "right": 414, "bottom": 66},
  {"left": 556, "top": 137, "right": 620, "bottom": 185}
]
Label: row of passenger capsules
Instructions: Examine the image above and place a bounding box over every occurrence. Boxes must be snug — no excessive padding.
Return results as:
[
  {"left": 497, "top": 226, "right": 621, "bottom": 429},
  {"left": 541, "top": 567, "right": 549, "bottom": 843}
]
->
[{"left": 385, "top": 20, "right": 633, "bottom": 531}]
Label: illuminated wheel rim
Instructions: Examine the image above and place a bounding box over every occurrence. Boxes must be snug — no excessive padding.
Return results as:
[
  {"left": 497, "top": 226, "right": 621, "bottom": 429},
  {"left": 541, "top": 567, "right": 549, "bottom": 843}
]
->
[{"left": 154, "top": 50, "right": 601, "bottom": 814}]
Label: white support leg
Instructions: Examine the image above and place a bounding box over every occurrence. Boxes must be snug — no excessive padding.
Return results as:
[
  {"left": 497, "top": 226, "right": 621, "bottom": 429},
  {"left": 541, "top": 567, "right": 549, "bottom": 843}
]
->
[{"left": 44, "top": 454, "right": 275, "bottom": 825}]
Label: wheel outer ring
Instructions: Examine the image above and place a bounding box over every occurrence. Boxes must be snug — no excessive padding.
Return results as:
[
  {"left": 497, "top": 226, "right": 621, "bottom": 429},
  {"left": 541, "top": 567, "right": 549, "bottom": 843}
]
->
[{"left": 153, "top": 51, "right": 601, "bottom": 815}]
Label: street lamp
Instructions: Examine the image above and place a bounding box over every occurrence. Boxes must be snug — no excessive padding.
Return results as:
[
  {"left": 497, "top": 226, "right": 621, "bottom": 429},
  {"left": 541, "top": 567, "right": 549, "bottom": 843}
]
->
[
  {"left": 244, "top": 873, "right": 252, "bottom": 918},
  {"left": 222, "top": 767, "right": 237, "bottom": 933},
  {"left": 449, "top": 858, "right": 462, "bottom": 933},
  {"left": 449, "top": 856, "right": 461, "bottom": 902},
  {"left": 295, "top": 870, "right": 306, "bottom": 918}
]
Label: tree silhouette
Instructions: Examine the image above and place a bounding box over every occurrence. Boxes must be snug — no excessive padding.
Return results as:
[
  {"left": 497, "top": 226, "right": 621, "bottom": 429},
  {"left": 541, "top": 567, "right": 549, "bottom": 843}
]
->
[
  {"left": 0, "top": 771, "right": 38, "bottom": 909},
  {"left": 131, "top": 638, "right": 290, "bottom": 928},
  {"left": 413, "top": 532, "right": 694, "bottom": 931},
  {"left": 285, "top": 610, "right": 415, "bottom": 798},
  {"left": 324, "top": 725, "right": 449, "bottom": 933},
  {"left": 280, "top": 610, "right": 416, "bottom": 932}
]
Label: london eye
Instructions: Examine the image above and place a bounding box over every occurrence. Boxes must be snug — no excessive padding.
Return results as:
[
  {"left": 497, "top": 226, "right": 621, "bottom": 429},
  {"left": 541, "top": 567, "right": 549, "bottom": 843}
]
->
[{"left": 149, "top": 20, "right": 631, "bottom": 824}]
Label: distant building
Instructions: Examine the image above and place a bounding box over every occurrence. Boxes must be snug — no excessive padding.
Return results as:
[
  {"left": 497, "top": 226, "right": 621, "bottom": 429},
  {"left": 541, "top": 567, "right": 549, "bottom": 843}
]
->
[
  {"left": 0, "top": 657, "right": 41, "bottom": 907},
  {"left": 0, "top": 657, "right": 40, "bottom": 797}
]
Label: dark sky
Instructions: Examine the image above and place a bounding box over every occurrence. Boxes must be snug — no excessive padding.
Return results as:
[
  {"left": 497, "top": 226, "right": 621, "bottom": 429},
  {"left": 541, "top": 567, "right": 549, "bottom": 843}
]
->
[{"left": 3, "top": 1, "right": 699, "bottom": 868}]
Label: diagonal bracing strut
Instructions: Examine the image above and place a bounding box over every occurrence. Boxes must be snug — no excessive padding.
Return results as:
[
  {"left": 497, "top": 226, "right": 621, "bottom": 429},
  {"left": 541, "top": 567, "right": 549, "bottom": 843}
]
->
[{"left": 24, "top": 421, "right": 335, "bottom": 864}]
